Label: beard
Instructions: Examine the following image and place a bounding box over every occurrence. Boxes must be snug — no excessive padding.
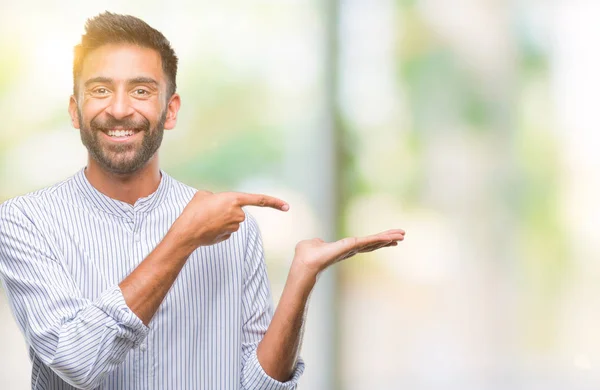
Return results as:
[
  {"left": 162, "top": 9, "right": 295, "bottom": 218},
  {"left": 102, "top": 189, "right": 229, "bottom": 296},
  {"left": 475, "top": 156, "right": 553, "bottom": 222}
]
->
[{"left": 78, "top": 109, "right": 167, "bottom": 175}]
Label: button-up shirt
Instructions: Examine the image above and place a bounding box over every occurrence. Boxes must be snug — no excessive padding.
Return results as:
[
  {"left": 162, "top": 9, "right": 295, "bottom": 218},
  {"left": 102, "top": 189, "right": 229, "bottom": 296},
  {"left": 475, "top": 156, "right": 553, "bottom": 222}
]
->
[{"left": 0, "top": 169, "right": 304, "bottom": 390}]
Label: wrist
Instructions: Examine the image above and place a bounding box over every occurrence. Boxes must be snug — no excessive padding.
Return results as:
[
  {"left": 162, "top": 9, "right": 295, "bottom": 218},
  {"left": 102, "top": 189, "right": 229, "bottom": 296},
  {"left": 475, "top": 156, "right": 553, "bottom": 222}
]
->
[
  {"left": 165, "top": 221, "right": 197, "bottom": 257},
  {"left": 288, "top": 257, "right": 320, "bottom": 288},
  {"left": 278, "top": 261, "right": 317, "bottom": 305}
]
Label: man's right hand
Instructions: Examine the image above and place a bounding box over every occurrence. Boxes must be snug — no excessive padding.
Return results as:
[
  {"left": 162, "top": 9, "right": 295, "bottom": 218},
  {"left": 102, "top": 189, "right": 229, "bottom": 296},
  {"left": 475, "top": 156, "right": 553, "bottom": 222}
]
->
[
  {"left": 120, "top": 190, "right": 287, "bottom": 325},
  {"left": 172, "top": 191, "right": 289, "bottom": 249}
]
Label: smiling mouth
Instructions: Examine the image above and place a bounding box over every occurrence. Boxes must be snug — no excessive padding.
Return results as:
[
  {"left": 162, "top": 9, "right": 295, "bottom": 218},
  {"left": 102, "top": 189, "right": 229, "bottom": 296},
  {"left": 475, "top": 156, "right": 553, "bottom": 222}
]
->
[{"left": 105, "top": 129, "right": 138, "bottom": 138}]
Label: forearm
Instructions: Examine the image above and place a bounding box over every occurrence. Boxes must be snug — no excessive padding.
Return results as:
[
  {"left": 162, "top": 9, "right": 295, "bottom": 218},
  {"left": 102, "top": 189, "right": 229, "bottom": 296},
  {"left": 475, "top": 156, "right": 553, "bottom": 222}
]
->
[
  {"left": 51, "top": 233, "right": 196, "bottom": 388},
  {"left": 255, "top": 228, "right": 404, "bottom": 381},
  {"left": 49, "top": 226, "right": 195, "bottom": 387},
  {"left": 256, "top": 262, "right": 317, "bottom": 382},
  {"left": 47, "top": 287, "right": 149, "bottom": 389},
  {"left": 119, "top": 223, "right": 196, "bottom": 325}
]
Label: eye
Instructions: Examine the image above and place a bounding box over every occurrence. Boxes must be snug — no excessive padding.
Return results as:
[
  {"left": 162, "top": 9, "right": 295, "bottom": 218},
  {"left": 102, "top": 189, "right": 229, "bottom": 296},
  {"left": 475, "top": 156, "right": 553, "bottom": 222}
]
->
[
  {"left": 133, "top": 88, "right": 150, "bottom": 96},
  {"left": 92, "top": 87, "right": 109, "bottom": 95}
]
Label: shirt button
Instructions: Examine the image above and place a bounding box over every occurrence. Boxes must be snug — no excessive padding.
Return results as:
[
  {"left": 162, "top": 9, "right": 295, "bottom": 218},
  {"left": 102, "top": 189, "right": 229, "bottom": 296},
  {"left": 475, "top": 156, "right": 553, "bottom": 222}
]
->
[
  {"left": 134, "top": 234, "right": 141, "bottom": 242},
  {"left": 140, "top": 344, "right": 146, "bottom": 351}
]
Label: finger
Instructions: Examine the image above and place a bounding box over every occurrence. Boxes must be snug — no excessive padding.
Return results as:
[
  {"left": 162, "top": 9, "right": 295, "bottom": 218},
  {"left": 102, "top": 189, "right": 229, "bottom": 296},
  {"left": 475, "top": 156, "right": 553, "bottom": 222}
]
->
[
  {"left": 331, "top": 237, "right": 380, "bottom": 260},
  {"left": 378, "top": 228, "right": 406, "bottom": 236},
  {"left": 372, "top": 230, "right": 405, "bottom": 241},
  {"left": 377, "top": 233, "right": 404, "bottom": 243},
  {"left": 334, "top": 236, "right": 378, "bottom": 254},
  {"left": 335, "top": 237, "right": 359, "bottom": 252},
  {"left": 383, "top": 235, "right": 404, "bottom": 243},
  {"left": 361, "top": 239, "right": 398, "bottom": 251},
  {"left": 331, "top": 233, "right": 403, "bottom": 259},
  {"left": 337, "top": 240, "right": 400, "bottom": 263},
  {"left": 339, "top": 250, "right": 358, "bottom": 261},
  {"left": 231, "top": 192, "right": 289, "bottom": 211},
  {"left": 228, "top": 222, "right": 241, "bottom": 233},
  {"left": 357, "top": 241, "right": 392, "bottom": 253},
  {"left": 354, "top": 234, "right": 397, "bottom": 248},
  {"left": 232, "top": 209, "right": 246, "bottom": 223},
  {"left": 358, "top": 240, "right": 400, "bottom": 253},
  {"left": 382, "top": 230, "right": 405, "bottom": 238}
]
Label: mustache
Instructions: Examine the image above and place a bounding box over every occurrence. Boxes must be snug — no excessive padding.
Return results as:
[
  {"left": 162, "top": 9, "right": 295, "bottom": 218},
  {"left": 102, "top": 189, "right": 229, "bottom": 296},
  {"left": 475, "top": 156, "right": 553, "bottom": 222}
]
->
[{"left": 90, "top": 116, "right": 150, "bottom": 131}]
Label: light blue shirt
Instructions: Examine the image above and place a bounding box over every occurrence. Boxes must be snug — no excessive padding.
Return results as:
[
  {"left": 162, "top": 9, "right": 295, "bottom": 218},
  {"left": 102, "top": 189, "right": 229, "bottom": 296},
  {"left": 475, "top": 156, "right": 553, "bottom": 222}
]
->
[{"left": 0, "top": 169, "right": 304, "bottom": 390}]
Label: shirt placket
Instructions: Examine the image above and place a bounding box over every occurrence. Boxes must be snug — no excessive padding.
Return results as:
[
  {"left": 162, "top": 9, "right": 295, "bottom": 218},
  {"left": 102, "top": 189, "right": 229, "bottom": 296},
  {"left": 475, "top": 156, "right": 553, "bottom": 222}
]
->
[{"left": 132, "top": 209, "right": 154, "bottom": 390}]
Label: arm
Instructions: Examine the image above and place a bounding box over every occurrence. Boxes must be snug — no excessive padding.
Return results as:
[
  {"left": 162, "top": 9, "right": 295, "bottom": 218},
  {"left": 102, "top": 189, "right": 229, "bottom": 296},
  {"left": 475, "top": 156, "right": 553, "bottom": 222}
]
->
[
  {"left": 118, "top": 227, "right": 196, "bottom": 325},
  {"left": 255, "top": 263, "right": 313, "bottom": 381},
  {"left": 0, "top": 192, "right": 288, "bottom": 389},
  {"left": 121, "top": 191, "right": 288, "bottom": 325},
  {"left": 0, "top": 202, "right": 149, "bottom": 389},
  {"left": 239, "top": 215, "right": 305, "bottom": 390},
  {"left": 256, "top": 231, "right": 405, "bottom": 382}
]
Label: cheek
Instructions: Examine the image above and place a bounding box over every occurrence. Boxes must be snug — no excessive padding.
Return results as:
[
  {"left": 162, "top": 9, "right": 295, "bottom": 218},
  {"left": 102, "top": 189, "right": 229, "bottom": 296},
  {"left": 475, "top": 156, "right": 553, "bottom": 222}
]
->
[
  {"left": 137, "top": 104, "right": 165, "bottom": 125},
  {"left": 138, "top": 99, "right": 164, "bottom": 115},
  {"left": 81, "top": 100, "right": 109, "bottom": 121}
]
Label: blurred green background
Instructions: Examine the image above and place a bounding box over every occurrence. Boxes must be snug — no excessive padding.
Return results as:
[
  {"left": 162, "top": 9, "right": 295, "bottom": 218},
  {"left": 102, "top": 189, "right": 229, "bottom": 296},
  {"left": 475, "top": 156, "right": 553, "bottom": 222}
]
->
[{"left": 1, "top": 0, "right": 599, "bottom": 389}]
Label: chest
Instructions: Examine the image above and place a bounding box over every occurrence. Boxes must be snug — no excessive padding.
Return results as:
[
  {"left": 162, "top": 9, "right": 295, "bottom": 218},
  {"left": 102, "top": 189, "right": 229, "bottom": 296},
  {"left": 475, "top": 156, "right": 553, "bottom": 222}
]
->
[{"left": 45, "top": 207, "right": 246, "bottom": 309}]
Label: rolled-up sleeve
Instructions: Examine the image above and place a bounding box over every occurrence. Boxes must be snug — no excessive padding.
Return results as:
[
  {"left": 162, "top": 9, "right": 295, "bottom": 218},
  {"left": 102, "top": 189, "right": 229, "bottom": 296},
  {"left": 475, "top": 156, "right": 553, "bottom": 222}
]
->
[
  {"left": 240, "top": 213, "right": 305, "bottom": 390},
  {"left": 242, "top": 349, "right": 305, "bottom": 390},
  {"left": 0, "top": 201, "right": 148, "bottom": 390}
]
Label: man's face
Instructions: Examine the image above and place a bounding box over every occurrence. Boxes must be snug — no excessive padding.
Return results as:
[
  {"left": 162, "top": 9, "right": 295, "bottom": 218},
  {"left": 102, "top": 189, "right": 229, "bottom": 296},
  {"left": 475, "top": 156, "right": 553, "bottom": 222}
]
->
[{"left": 70, "top": 43, "right": 178, "bottom": 175}]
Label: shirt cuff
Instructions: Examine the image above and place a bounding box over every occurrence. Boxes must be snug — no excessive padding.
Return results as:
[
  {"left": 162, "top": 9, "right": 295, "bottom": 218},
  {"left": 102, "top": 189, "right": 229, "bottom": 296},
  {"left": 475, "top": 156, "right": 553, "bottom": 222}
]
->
[
  {"left": 242, "top": 349, "right": 305, "bottom": 390},
  {"left": 94, "top": 285, "right": 150, "bottom": 348}
]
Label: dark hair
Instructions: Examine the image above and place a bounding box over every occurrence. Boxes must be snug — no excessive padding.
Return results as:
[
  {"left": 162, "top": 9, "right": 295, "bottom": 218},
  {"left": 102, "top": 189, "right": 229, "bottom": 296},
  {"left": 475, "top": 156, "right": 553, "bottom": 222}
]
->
[{"left": 73, "top": 12, "right": 178, "bottom": 98}]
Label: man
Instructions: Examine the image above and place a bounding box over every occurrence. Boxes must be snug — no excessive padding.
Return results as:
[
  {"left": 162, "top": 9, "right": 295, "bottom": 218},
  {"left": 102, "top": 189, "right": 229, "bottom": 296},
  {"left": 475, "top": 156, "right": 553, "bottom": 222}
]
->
[{"left": 0, "top": 12, "right": 405, "bottom": 390}]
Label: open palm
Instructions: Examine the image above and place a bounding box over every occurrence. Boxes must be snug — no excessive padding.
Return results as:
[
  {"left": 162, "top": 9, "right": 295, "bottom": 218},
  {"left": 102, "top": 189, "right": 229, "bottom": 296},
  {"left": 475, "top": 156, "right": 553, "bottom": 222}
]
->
[{"left": 293, "top": 229, "right": 405, "bottom": 275}]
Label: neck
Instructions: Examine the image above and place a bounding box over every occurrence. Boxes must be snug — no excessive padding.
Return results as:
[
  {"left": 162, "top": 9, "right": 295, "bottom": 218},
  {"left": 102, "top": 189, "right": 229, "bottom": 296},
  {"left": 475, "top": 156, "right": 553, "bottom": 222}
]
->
[{"left": 84, "top": 155, "right": 162, "bottom": 205}]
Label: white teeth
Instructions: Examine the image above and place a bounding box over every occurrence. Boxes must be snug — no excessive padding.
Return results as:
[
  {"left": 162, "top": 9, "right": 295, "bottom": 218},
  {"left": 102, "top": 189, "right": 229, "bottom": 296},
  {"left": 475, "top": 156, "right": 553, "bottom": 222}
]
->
[{"left": 107, "top": 130, "right": 135, "bottom": 137}]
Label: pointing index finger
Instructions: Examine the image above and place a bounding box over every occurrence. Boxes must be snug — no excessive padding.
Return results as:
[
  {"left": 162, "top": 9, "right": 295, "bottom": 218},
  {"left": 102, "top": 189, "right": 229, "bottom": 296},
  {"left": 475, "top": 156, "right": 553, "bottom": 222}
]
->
[{"left": 235, "top": 192, "right": 289, "bottom": 211}]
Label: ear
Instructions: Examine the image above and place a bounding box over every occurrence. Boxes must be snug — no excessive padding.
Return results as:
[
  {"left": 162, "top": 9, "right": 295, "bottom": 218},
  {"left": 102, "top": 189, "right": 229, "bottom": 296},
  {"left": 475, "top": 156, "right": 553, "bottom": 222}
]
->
[
  {"left": 68, "top": 95, "right": 80, "bottom": 129},
  {"left": 164, "top": 93, "right": 181, "bottom": 130}
]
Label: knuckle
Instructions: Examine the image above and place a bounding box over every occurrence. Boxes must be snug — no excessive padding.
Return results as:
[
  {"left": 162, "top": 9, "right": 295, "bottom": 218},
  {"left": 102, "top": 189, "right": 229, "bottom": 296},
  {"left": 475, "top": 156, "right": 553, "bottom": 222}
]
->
[
  {"left": 194, "top": 190, "right": 213, "bottom": 201},
  {"left": 227, "top": 195, "right": 240, "bottom": 208},
  {"left": 341, "top": 237, "right": 357, "bottom": 247}
]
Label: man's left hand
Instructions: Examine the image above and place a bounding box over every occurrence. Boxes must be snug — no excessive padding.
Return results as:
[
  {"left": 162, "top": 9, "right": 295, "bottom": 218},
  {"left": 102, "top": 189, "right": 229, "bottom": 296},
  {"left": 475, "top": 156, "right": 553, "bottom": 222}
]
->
[{"left": 291, "top": 229, "right": 405, "bottom": 278}]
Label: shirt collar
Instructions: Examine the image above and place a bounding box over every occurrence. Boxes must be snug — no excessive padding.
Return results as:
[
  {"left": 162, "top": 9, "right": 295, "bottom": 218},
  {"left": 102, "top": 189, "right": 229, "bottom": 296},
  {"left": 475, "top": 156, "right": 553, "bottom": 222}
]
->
[{"left": 72, "top": 167, "right": 172, "bottom": 218}]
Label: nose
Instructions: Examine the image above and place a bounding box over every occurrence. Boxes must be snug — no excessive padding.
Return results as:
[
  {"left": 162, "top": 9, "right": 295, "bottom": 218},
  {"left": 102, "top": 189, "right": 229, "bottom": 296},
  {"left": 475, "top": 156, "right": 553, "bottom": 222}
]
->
[{"left": 104, "top": 90, "right": 135, "bottom": 120}]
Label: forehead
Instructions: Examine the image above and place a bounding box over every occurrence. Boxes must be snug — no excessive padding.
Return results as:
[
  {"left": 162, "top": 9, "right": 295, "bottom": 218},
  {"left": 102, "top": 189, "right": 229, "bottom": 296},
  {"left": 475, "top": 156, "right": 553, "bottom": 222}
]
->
[{"left": 80, "top": 43, "right": 164, "bottom": 84}]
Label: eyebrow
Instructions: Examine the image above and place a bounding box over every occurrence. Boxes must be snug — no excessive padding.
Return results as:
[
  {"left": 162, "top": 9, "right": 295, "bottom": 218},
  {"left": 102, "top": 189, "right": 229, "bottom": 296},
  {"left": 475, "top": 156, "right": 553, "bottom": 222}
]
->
[{"left": 83, "top": 77, "right": 159, "bottom": 88}]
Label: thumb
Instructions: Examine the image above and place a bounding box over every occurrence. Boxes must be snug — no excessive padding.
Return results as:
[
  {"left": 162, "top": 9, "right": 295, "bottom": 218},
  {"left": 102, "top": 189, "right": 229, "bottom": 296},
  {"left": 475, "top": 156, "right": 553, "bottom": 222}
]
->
[{"left": 327, "top": 237, "right": 358, "bottom": 258}]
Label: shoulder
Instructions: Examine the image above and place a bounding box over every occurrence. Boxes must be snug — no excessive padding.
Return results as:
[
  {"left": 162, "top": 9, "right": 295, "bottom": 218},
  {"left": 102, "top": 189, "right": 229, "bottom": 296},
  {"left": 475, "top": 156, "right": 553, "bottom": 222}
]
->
[
  {"left": 0, "top": 189, "right": 62, "bottom": 254},
  {"left": 162, "top": 172, "right": 201, "bottom": 204},
  {"left": 0, "top": 175, "right": 74, "bottom": 222}
]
